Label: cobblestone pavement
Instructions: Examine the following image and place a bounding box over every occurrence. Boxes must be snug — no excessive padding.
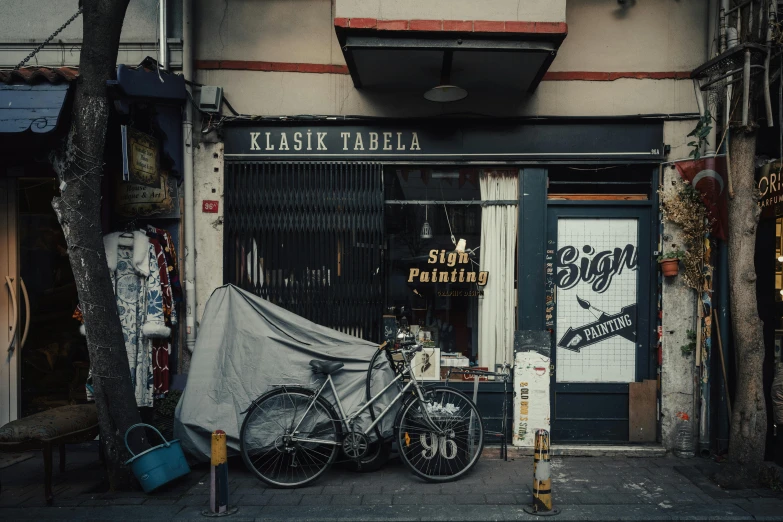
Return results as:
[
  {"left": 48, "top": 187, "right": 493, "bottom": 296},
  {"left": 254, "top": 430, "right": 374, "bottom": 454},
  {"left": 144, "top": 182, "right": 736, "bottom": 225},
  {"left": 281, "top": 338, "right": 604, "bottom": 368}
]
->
[{"left": 1, "top": 442, "right": 782, "bottom": 520}]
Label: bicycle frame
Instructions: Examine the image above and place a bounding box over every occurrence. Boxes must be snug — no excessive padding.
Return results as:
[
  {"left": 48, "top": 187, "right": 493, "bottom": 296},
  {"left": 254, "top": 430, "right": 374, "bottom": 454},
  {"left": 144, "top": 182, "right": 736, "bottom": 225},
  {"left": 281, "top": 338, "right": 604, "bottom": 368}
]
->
[{"left": 289, "top": 353, "right": 439, "bottom": 445}]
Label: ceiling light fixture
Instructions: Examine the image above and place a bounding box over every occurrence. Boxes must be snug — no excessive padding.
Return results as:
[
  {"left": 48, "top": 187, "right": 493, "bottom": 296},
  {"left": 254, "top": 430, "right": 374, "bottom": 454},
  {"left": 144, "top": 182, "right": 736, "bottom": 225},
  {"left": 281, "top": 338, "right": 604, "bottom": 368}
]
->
[
  {"left": 421, "top": 204, "right": 433, "bottom": 239},
  {"left": 424, "top": 51, "right": 468, "bottom": 103}
]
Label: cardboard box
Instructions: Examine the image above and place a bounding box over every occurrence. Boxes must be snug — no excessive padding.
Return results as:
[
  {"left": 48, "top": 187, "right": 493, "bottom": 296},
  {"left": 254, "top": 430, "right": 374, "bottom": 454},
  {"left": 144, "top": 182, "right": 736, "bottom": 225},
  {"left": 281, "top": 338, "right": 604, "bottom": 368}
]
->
[{"left": 440, "top": 355, "right": 469, "bottom": 367}]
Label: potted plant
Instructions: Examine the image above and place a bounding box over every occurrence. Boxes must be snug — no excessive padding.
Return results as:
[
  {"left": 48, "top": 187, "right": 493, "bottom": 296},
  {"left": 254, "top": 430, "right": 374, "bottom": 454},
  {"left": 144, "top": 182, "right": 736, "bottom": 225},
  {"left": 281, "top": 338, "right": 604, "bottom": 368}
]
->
[{"left": 658, "top": 249, "right": 685, "bottom": 277}]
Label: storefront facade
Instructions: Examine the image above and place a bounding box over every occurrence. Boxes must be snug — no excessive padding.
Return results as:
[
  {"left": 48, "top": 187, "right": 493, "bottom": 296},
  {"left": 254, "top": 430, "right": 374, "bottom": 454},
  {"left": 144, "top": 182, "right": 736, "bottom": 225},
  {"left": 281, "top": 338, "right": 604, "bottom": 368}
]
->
[
  {"left": 0, "top": 62, "right": 187, "bottom": 429},
  {"left": 217, "top": 119, "right": 662, "bottom": 443},
  {"left": 1, "top": 0, "right": 719, "bottom": 453}
]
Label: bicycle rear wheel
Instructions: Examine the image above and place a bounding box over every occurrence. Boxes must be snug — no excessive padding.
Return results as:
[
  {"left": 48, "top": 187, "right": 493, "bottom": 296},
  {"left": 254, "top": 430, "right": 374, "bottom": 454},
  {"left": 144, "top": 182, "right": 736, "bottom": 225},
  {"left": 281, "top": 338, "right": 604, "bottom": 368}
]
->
[
  {"left": 397, "top": 387, "right": 484, "bottom": 482},
  {"left": 240, "top": 387, "right": 340, "bottom": 488}
]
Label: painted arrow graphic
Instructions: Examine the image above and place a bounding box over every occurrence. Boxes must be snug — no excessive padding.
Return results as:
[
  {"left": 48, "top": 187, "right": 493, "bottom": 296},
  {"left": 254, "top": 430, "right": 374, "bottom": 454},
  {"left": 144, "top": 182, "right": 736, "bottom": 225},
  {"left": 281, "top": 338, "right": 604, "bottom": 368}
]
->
[{"left": 557, "top": 298, "right": 637, "bottom": 353}]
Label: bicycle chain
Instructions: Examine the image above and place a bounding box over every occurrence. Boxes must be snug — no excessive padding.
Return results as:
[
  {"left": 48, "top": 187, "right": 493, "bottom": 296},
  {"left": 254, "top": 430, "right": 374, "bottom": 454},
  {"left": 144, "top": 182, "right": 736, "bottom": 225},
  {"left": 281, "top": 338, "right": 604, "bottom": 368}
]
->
[{"left": 15, "top": 7, "right": 84, "bottom": 70}]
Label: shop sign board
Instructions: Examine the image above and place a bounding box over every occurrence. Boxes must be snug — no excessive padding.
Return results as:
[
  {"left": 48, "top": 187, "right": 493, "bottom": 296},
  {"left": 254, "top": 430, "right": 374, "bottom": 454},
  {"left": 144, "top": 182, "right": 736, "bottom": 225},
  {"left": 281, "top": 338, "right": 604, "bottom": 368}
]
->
[
  {"left": 122, "top": 126, "right": 160, "bottom": 187},
  {"left": 758, "top": 160, "right": 783, "bottom": 218},
  {"left": 407, "top": 249, "right": 488, "bottom": 287},
  {"left": 223, "top": 121, "right": 664, "bottom": 161},
  {"left": 114, "top": 170, "right": 178, "bottom": 218},
  {"left": 554, "top": 219, "right": 639, "bottom": 383}
]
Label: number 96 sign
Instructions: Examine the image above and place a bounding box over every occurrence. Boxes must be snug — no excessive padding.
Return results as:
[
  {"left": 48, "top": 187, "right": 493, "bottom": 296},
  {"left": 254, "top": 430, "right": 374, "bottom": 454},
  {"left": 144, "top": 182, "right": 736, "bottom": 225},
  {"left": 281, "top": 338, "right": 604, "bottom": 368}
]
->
[
  {"left": 202, "top": 200, "right": 219, "bottom": 213},
  {"left": 419, "top": 431, "right": 458, "bottom": 460}
]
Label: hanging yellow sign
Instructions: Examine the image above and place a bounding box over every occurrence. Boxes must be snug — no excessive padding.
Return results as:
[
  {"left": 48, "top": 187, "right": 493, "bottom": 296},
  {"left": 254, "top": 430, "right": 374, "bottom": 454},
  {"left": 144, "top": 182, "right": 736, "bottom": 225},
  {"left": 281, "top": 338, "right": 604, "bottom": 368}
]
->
[
  {"left": 115, "top": 170, "right": 175, "bottom": 217},
  {"left": 124, "top": 127, "right": 160, "bottom": 188}
]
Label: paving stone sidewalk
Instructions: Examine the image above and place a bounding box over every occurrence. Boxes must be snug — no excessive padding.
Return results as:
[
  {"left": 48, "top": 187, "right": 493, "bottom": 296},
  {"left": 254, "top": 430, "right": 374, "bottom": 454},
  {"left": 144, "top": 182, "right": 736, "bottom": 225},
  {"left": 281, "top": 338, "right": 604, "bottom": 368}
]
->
[{"left": 1, "top": 442, "right": 782, "bottom": 521}]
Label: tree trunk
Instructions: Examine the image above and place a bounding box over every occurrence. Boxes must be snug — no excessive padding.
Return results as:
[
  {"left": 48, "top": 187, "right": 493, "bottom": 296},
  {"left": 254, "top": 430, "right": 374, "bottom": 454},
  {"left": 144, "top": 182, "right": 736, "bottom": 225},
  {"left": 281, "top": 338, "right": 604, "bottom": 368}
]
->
[
  {"left": 727, "top": 129, "right": 768, "bottom": 481},
  {"left": 50, "top": 0, "right": 143, "bottom": 491}
]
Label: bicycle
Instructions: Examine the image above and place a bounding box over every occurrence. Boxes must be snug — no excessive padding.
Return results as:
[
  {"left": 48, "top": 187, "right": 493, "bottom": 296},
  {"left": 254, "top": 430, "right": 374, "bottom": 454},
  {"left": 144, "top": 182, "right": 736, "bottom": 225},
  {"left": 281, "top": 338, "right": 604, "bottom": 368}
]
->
[{"left": 239, "top": 322, "right": 484, "bottom": 487}]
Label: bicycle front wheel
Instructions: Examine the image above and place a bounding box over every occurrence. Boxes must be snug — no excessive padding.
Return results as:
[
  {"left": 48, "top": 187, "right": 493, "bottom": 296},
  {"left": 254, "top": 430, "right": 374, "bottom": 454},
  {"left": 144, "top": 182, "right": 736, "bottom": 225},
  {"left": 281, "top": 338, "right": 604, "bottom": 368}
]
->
[
  {"left": 397, "top": 387, "right": 484, "bottom": 482},
  {"left": 240, "top": 387, "right": 340, "bottom": 488}
]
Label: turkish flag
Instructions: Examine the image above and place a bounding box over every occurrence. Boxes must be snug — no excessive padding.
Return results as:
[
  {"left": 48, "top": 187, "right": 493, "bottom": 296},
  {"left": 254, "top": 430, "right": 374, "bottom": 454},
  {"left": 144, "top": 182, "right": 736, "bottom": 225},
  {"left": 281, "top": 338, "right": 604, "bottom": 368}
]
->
[{"left": 674, "top": 156, "right": 728, "bottom": 240}]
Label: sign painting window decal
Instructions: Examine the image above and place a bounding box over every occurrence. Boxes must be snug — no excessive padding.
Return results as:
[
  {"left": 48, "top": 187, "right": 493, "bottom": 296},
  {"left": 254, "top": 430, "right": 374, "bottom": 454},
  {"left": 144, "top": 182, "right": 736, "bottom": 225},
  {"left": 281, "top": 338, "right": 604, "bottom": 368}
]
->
[{"left": 555, "top": 219, "right": 638, "bottom": 383}]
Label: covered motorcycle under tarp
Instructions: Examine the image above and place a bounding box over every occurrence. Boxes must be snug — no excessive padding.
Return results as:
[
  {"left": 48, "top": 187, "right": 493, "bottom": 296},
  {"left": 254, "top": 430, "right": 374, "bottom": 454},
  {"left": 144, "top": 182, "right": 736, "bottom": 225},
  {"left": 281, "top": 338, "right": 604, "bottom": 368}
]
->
[{"left": 174, "top": 284, "right": 397, "bottom": 461}]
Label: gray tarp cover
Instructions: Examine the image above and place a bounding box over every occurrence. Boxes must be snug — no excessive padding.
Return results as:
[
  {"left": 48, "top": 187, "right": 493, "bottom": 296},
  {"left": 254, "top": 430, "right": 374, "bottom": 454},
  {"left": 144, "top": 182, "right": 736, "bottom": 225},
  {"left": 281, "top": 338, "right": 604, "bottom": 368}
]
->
[{"left": 174, "top": 285, "right": 397, "bottom": 461}]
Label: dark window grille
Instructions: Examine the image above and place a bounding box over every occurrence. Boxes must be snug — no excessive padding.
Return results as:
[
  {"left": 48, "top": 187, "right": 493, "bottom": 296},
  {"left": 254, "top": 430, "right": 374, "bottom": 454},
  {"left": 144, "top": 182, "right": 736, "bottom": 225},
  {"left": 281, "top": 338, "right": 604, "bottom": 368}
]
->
[{"left": 224, "top": 161, "right": 385, "bottom": 342}]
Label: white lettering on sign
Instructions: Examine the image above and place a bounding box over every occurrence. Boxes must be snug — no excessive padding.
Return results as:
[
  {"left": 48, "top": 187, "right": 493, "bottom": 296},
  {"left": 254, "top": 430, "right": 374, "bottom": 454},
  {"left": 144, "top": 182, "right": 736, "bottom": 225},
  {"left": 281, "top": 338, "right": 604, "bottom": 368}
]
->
[
  {"left": 411, "top": 132, "right": 421, "bottom": 150},
  {"left": 250, "top": 132, "right": 261, "bottom": 150},
  {"left": 419, "top": 432, "right": 458, "bottom": 460},
  {"left": 249, "top": 131, "right": 423, "bottom": 153},
  {"left": 758, "top": 166, "right": 783, "bottom": 209},
  {"left": 397, "top": 132, "right": 406, "bottom": 151}
]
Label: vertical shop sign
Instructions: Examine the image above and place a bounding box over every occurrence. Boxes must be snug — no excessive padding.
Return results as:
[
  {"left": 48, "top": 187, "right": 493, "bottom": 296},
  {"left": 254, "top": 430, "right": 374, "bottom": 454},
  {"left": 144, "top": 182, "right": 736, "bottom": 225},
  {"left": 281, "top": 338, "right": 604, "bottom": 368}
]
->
[
  {"left": 123, "top": 127, "right": 161, "bottom": 188},
  {"left": 513, "top": 350, "right": 551, "bottom": 447},
  {"left": 554, "top": 219, "right": 639, "bottom": 383},
  {"left": 545, "top": 243, "right": 555, "bottom": 328}
]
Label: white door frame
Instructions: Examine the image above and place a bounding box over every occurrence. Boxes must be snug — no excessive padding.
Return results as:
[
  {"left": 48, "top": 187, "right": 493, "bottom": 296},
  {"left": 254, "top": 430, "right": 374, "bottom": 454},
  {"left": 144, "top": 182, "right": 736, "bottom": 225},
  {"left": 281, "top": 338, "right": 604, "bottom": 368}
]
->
[{"left": 1, "top": 177, "right": 20, "bottom": 424}]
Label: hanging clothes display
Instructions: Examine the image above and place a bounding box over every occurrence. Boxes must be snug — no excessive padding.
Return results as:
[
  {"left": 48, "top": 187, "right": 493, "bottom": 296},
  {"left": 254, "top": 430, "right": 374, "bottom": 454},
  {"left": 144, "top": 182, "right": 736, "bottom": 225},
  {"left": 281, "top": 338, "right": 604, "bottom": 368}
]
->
[
  {"left": 148, "top": 225, "right": 182, "bottom": 303},
  {"left": 76, "top": 228, "right": 180, "bottom": 404},
  {"left": 147, "top": 231, "right": 176, "bottom": 395},
  {"left": 103, "top": 231, "right": 170, "bottom": 407}
]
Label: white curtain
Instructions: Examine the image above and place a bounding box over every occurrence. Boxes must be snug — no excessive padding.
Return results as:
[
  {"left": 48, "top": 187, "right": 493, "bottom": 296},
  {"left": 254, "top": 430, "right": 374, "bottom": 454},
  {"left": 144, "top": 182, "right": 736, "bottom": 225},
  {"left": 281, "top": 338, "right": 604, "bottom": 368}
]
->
[{"left": 478, "top": 172, "right": 518, "bottom": 371}]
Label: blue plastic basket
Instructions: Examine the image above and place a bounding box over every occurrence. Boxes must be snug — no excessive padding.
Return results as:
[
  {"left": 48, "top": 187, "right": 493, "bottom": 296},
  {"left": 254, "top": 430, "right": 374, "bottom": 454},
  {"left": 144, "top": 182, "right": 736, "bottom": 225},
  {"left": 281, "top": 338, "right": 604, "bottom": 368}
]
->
[{"left": 124, "top": 423, "right": 191, "bottom": 493}]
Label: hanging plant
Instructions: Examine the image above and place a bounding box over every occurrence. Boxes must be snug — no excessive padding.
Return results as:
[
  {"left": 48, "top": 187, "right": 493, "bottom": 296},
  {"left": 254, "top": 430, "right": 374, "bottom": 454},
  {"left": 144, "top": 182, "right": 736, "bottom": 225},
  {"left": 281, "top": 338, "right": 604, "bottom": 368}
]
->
[
  {"left": 659, "top": 179, "right": 712, "bottom": 290},
  {"left": 687, "top": 110, "right": 713, "bottom": 160}
]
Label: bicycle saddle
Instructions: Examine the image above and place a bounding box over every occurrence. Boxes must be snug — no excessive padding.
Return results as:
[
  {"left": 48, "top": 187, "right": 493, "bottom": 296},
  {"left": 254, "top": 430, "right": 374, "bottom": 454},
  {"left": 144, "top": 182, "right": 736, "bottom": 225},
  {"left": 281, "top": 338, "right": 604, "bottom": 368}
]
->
[{"left": 309, "top": 359, "right": 344, "bottom": 375}]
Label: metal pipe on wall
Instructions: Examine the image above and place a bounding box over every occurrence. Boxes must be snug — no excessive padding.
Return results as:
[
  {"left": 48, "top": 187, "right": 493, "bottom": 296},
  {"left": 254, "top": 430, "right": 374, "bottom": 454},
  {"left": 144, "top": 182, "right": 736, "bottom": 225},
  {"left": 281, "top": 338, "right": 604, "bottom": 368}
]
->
[
  {"left": 764, "top": 1, "right": 777, "bottom": 127},
  {"left": 182, "top": 0, "right": 197, "bottom": 352},
  {"left": 696, "top": 0, "right": 720, "bottom": 456},
  {"left": 706, "top": 0, "right": 719, "bottom": 154},
  {"left": 717, "top": 240, "right": 731, "bottom": 453},
  {"left": 159, "top": 0, "right": 167, "bottom": 69}
]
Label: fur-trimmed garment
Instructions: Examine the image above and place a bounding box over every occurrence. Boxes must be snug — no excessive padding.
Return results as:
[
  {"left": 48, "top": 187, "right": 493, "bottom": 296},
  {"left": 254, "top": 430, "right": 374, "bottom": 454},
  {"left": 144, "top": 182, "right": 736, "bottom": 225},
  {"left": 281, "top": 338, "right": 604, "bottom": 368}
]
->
[{"left": 103, "top": 231, "right": 170, "bottom": 407}]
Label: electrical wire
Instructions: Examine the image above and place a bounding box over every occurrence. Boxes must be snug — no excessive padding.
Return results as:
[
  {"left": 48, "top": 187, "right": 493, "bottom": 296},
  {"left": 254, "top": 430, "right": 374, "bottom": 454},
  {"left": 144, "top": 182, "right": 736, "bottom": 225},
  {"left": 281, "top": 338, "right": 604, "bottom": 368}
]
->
[{"left": 223, "top": 97, "right": 240, "bottom": 116}]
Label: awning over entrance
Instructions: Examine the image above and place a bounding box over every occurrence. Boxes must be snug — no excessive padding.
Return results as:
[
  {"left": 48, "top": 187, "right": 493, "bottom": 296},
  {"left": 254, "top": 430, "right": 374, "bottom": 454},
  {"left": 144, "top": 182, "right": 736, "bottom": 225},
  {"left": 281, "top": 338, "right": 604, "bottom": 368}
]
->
[
  {"left": 0, "top": 83, "right": 70, "bottom": 134},
  {"left": 0, "top": 67, "right": 76, "bottom": 134},
  {"left": 334, "top": 19, "right": 567, "bottom": 96}
]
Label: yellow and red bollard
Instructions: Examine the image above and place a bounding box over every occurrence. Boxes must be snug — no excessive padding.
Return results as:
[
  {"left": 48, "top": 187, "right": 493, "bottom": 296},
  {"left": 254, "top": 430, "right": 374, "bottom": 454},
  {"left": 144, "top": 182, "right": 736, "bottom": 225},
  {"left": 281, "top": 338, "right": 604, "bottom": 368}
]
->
[
  {"left": 202, "top": 430, "right": 238, "bottom": 517},
  {"left": 524, "top": 429, "right": 560, "bottom": 516}
]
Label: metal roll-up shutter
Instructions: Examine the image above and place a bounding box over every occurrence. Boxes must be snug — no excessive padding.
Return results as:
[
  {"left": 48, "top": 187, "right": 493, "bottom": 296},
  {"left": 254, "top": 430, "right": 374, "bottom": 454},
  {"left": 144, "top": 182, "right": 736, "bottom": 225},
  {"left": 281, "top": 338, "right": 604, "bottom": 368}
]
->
[{"left": 224, "top": 161, "right": 384, "bottom": 342}]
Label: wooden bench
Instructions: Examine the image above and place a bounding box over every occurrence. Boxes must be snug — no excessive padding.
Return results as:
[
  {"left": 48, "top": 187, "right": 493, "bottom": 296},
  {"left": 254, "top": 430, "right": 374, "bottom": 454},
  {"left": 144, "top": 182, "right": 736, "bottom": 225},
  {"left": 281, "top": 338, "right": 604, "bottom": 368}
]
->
[{"left": 0, "top": 404, "right": 99, "bottom": 505}]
